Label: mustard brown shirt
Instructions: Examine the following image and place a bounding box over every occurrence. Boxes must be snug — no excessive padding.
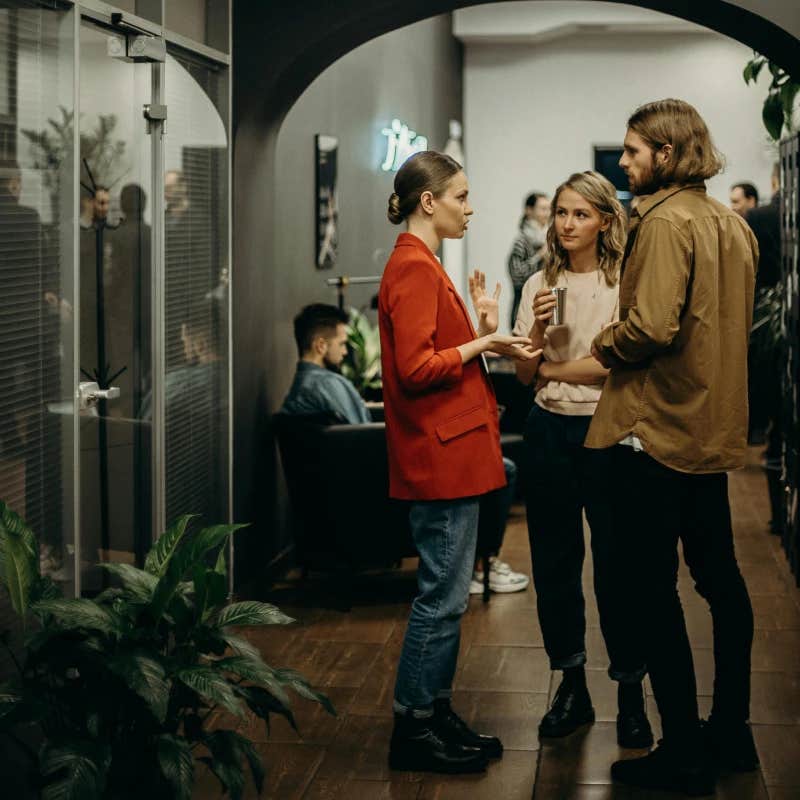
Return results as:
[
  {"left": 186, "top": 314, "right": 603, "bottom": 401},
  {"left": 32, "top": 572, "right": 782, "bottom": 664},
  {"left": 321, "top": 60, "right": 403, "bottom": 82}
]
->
[{"left": 585, "top": 184, "right": 758, "bottom": 473}]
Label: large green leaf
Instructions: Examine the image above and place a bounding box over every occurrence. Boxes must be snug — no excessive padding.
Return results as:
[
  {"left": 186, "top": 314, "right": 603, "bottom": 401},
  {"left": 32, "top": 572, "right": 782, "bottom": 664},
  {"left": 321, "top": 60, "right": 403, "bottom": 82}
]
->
[
  {"left": 763, "top": 90, "right": 785, "bottom": 141},
  {"left": 214, "top": 601, "right": 294, "bottom": 628},
  {"left": 97, "top": 562, "right": 158, "bottom": 602},
  {"left": 0, "top": 501, "right": 40, "bottom": 618},
  {"left": 149, "top": 524, "right": 246, "bottom": 621},
  {"left": 222, "top": 632, "right": 262, "bottom": 660},
  {"left": 40, "top": 742, "right": 108, "bottom": 800},
  {"left": 156, "top": 734, "right": 194, "bottom": 800},
  {"left": 202, "top": 730, "right": 251, "bottom": 800},
  {"left": 236, "top": 685, "right": 297, "bottom": 734},
  {"left": 274, "top": 667, "right": 337, "bottom": 716},
  {"left": 237, "top": 736, "right": 265, "bottom": 795},
  {"left": 176, "top": 667, "right": 243, "bottom": 718},
  {"left": 144, "top": 514, "right": 196, "bottom": 577},
  {"left": 31, "top": 599, "right": 118, "bottom": 635},
  {"left": 107, "top": 652, "right": 170, "bottom": 723},
  {"left": 214, "top": 655, "right": 291, "bottom": 706}
]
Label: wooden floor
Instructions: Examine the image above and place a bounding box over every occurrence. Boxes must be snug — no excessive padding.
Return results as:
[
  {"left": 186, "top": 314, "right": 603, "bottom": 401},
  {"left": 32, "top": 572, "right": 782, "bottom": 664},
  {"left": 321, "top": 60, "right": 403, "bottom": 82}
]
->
[{"left": 197, "top": 451, "right": 800, "bottom": 799}]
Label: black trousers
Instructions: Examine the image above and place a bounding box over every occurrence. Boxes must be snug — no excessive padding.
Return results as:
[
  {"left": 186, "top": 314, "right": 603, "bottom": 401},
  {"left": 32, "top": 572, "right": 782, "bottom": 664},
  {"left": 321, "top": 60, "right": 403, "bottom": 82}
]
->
[
  {"left": 601, "top": 444, "right": 754, "bottom": 749},
  {"left": 523, "top": 405, "right": 645, "bottom": 680}
]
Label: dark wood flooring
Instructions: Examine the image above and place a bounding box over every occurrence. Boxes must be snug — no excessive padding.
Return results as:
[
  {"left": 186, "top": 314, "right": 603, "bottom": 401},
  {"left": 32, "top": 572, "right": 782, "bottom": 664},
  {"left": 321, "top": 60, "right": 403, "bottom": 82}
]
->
[{"left": 196, "top": 450, "right": 800, "bottom": 798}]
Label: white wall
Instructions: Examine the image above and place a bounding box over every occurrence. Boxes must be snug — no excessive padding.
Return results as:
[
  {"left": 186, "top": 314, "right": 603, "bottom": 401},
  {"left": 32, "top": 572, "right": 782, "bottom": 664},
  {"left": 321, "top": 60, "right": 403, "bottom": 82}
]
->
[{"left": 462, "top": 24, "right": 778, "bottom": 330}]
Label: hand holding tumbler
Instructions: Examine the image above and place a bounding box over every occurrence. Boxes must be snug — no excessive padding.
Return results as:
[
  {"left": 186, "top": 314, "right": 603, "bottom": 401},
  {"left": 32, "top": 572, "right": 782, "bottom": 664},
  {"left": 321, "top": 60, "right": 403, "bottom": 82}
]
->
[{"left": 550, "top": 287, "right": 567, "bottom": 326}]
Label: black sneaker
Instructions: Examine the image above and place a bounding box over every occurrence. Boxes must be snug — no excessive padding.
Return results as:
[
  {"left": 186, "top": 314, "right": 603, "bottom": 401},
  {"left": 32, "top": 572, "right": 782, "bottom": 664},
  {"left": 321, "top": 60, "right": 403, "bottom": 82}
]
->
[
  {"left": 388, "top": 712, "right": 489, "bottom": 774},
  {"left": 701, "top": 718, "right": 760, "bottom": 773},
  {"left": 539, "top": 678, "right": 595, "bottom": 738},
  {"left": 433, "top": 698, "right": 503, "bottom": 758},
  {"left": 611, "top": 741, "right": 716, "bottom": 796}
]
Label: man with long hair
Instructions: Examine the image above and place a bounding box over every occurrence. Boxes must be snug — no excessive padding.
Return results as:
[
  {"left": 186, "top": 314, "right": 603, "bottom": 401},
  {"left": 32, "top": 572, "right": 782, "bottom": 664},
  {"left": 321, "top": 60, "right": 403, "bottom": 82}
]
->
[{"left": 587, "top": 99, "right": 759, "bottom": 795}]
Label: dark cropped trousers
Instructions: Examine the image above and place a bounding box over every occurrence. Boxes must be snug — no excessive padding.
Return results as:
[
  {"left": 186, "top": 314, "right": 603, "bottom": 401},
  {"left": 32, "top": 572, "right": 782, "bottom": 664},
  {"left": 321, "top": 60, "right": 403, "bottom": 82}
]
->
[{"left": 523, "top": 404, "right": 645, "bottom": 681}]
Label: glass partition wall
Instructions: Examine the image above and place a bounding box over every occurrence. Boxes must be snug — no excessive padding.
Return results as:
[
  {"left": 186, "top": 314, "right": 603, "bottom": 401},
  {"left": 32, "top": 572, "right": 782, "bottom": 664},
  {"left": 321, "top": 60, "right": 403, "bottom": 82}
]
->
[{"left": 0, "top": 0, "right": 232, "bottom": 603}]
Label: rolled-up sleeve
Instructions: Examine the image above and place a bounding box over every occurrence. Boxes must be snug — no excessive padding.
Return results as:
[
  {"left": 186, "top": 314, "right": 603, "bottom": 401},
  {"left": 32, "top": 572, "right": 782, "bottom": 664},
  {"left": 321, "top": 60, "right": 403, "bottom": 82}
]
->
[
  {"left": 386, "top": 261, "right": 463, "bottom": 393},
  {"left": 594, "top": 218, "right": 691, "bottom": 366}
]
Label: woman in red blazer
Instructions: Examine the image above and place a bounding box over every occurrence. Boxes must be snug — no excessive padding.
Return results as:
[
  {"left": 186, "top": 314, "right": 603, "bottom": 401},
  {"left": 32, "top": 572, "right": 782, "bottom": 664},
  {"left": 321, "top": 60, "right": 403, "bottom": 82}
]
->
[{"left": 380, "top": 151, "right": 537, "bottom": 775}]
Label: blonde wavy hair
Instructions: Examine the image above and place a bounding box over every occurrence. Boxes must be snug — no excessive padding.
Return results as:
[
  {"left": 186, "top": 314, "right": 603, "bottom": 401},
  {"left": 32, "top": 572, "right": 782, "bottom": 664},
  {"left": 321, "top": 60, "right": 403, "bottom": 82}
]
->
[{"left": 542, "top": 171, "right": 626, "bottom": 288}]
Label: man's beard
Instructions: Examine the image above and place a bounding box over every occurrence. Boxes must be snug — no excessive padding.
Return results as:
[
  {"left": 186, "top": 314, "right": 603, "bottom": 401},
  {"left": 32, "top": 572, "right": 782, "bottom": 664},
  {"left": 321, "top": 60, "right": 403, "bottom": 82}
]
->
[{"left": 630, "top": 156, "right": 663, "bottom": 196}]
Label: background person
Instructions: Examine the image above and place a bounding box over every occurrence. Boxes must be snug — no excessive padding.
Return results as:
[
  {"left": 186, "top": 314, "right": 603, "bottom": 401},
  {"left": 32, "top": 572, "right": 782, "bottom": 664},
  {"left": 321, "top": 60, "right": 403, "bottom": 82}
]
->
[
  {"left": 729, "top": 181, "right": 758, "bottom": 217},
  {"left": 380, "top": 151, "right": 537, "bottom": 774},
  {"left": 588, "top": 99, "right": 759, "bottom": 795},
  {"left": 745, "top": 163, "right": 782, "bottom": 511},
  {"left": 507, "top": 191, "right": 549, "bottom": 327},
  {"left": 513, "top": 171, "right": 651, "bottom": 749}
]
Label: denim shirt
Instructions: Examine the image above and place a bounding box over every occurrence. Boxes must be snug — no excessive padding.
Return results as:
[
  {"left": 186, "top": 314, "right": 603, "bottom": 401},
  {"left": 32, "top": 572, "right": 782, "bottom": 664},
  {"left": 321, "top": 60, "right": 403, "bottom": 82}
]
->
[{"left": 280, "top": 361, "right": 371, "bottom": 424}]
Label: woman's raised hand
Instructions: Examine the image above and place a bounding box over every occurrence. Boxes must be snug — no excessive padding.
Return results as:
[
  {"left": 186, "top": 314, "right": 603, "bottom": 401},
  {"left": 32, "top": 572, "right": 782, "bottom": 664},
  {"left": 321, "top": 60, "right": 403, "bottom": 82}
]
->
[
  {"left": 532, "top": 287, "right": 557, "bottom": 332},
  {"left": 469, "top": 269, "right": 501, "bottom": 335}
]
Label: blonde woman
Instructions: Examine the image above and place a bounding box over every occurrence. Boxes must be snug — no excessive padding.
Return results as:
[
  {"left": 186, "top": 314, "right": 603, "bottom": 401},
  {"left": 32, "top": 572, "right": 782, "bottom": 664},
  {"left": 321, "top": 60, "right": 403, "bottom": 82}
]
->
[{"left": 513, "top": 171, "right": 652, "bottom": 748}]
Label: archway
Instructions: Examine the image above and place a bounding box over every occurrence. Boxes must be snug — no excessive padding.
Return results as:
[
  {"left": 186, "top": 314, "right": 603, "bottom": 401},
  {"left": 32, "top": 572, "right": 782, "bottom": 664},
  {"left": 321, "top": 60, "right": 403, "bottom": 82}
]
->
[{"left": 230, "top": 0, "right": 799, "bottom": 586}]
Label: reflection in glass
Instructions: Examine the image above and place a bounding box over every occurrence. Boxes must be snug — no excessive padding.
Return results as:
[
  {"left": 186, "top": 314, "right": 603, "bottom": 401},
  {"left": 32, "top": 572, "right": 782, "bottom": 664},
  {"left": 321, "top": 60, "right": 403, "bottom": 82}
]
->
[
  {"left": 0, "top": 2, "right": 74, "bottom": 617},
  {"left": 163, "top": 52, "right": 229, "bottom": 527},
  {"left": 78, "top": 22, "right": 151, "bottom": 586}
]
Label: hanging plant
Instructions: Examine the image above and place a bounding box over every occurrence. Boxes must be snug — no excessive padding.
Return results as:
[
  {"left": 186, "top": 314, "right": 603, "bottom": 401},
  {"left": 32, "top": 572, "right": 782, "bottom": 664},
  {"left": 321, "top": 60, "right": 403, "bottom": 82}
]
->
[{"left": 743, "top": 54, "right": 800, "bottom": 142}]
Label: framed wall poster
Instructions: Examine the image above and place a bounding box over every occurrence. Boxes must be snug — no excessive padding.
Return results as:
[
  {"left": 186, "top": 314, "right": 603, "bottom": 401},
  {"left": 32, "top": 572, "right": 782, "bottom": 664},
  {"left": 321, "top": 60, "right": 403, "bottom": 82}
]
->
[{"left": 315, "top": 134, "right": 338, "bottom": 270}]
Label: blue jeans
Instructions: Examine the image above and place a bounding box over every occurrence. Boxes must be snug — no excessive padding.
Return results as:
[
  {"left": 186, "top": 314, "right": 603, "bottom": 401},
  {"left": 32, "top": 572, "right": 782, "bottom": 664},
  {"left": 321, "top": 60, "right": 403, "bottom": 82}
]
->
[{"left": 393, "top": 496, "right": 480, "bottom": 715}]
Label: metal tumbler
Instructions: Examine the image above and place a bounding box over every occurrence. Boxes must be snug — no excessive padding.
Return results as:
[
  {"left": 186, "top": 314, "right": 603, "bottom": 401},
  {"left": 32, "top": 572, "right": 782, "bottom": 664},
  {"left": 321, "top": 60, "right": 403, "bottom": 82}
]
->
[{"left": 550, "top": 286, "right": 567, "bottom": 326}]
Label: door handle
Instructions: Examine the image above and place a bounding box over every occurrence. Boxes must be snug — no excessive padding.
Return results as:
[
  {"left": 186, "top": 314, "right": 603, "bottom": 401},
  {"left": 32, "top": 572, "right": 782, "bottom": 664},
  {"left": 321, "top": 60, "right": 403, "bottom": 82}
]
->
[{"left": 78, "top": 381, "right": 121, "bottom": 410}]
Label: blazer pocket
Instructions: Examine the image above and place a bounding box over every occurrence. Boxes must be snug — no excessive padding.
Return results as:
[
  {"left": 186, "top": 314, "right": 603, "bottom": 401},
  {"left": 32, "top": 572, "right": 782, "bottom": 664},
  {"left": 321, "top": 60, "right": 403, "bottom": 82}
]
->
[{"left": 435, "top": 405, "right": 489, "bottom": 443}]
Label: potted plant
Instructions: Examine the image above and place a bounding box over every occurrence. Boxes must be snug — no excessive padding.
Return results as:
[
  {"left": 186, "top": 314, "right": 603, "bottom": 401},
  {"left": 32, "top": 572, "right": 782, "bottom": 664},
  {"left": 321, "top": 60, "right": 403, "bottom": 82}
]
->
[
  {"left": 0, "top": 502, "right": 334, "bottom": 799},
  {"left": 341, "top": 307, "right": 382, "bottom": 401}
]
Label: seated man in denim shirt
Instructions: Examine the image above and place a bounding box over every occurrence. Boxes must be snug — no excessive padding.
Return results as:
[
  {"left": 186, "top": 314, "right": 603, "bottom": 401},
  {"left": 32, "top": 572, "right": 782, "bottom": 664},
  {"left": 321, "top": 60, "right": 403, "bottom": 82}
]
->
[
  {"left": 281, "top": 304, "right": 371, "bottom": 424},
  {"left": 281, "top": 303, "right": 528, "bottom": 594}
]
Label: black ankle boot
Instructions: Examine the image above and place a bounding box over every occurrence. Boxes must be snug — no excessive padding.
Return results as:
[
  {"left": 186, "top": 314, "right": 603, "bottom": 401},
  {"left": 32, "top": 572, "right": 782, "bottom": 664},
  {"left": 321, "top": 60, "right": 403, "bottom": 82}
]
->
[
  {"left": 433, "top": 698, "right": 503, "bottom": 759},
  {"left": 616, "top": 681, "right": 654, "bottom": 749},
  {"left": 389, "top": 711, "right": 488, "bottom": 774},
  {"left": 701, "top": 717, "right": 759, "bottom": 773},
  {"left": 611, "top": 740, "right": 716, "bottom": 796},
  {"left": 539, "top": 668, "right": 595, "bottom": 738}
]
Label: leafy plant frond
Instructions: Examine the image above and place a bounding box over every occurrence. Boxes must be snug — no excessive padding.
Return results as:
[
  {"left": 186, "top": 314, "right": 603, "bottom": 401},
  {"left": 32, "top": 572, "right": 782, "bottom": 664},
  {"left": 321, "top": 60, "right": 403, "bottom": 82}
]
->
[
  {"left": 215, "top": 655, "right": 291, "bottom": 707},
  {"left": 744, "top": 52, "right": 800, "bottom": 141},
  {"left": 274, "top": 667, "right": 337, "bottom": 716},
  {"left": 0, "top": 501, "right": 40, "bottom": 619},
  {"left": 176, "top": 667, "right": 244, "bottom": 718},
  {"left": 31, "top": 598, "right": 118, "bottom": 635},
  {"left": 156, "top": 734, "right": 194, "bottom": 800},
  {"left": 214, "top": 601, "right": 294, "bottom": 628},
  {"left": 40, "top": 741, "right": 109, "bottom": 800},
  {"left": 97, "top": 562, "right": 158, "bottom": 602},
  {"left": 144, "top": 514, "right": 196, "bottom": 577},
  {"left": 107, "top": 652, "right": 170, "bottom": 723}
]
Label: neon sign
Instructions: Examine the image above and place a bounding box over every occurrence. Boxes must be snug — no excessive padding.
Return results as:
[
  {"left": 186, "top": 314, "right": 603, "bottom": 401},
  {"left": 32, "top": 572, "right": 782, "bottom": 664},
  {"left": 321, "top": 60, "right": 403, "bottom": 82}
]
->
[{"left": 380, "top": 118, "right": 429, "bottom": 172}]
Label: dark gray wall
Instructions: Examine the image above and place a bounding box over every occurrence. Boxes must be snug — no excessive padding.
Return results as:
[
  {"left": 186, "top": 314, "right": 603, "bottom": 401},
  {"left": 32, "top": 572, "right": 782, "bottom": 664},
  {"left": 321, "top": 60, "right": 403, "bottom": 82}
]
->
[{"left": 232, "top": 14, "right": 462, "bottom": 584}]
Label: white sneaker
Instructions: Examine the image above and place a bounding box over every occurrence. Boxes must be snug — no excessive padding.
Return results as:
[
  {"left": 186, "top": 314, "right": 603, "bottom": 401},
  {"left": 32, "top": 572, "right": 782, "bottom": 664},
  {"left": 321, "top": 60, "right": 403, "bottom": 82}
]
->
[{"left": 469, "top": 557, "right": 529, "bottom": 594}]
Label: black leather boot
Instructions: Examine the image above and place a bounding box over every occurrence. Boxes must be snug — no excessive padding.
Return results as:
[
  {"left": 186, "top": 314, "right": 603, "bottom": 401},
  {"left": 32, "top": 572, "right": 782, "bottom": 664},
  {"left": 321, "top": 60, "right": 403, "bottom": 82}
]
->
[
  {"left": 701, "top": 717, "right": 759, "bottom": 773},
  {"left": 433, "top": 698, "right": 503, "bottom": 758},
  {"left": 611, "top": 740, "right": 716, "bottom": 796},
  {"left": 539, "top": 668, "right": 595, "bottom": 738},
  {"left": 616, "top": 681, "right": 654, "bottom": 749},
  {"left": 388, "top": 711, "right": 489, "bottom": 774}
]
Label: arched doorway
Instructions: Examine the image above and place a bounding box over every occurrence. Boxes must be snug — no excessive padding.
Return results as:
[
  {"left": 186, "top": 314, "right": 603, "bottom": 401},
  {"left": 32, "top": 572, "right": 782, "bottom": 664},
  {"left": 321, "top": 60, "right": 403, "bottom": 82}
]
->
[{"left": 230, "top": 0, "right": 800, "bottom": 585}]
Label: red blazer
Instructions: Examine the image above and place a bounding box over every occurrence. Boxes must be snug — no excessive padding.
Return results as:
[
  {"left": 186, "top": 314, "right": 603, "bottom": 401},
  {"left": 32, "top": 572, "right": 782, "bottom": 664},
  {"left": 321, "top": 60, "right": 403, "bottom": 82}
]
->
[{"left": 378, "top": 232, "right": 506, "bottom": 501}]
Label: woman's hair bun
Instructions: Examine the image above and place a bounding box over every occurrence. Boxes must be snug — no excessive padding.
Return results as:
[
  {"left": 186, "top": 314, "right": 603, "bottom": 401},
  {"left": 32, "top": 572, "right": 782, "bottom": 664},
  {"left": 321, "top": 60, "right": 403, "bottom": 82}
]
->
[{"left": 387, "top": 192, "right": 404, "bottom": 225}]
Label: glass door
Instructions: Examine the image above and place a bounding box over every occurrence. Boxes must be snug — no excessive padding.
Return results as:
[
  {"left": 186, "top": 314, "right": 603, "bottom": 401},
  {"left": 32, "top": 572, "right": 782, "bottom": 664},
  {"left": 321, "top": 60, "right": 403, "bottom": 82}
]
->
[
  {"left": 0, "top": 0, "right": 75, "bottom": 615},
  {"left": 76, "top": 18, "right": 160, "bottom": 591}
]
